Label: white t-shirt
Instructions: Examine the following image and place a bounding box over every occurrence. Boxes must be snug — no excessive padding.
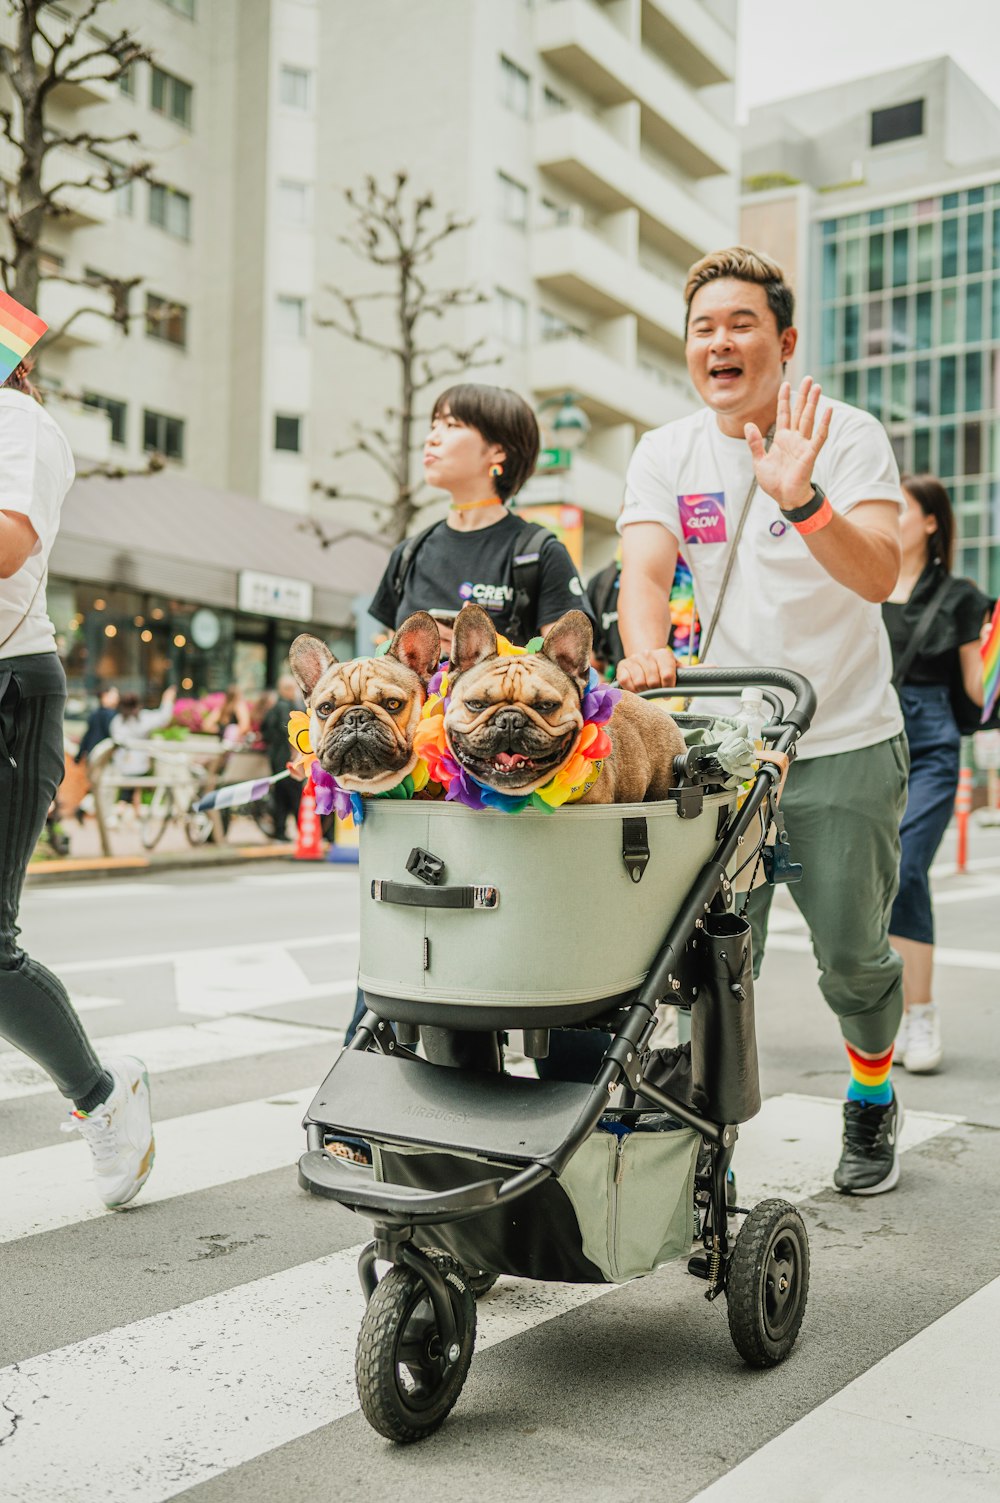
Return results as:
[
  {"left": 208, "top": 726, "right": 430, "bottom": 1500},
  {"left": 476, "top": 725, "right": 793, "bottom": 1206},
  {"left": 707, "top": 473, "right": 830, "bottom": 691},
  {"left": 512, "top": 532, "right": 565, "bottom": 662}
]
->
[
  {"left": 0, "top": 388, "right": 76, "bottom": 659},
  {"left": 618, "top": 397, "right": 905, "bottom": 759}
]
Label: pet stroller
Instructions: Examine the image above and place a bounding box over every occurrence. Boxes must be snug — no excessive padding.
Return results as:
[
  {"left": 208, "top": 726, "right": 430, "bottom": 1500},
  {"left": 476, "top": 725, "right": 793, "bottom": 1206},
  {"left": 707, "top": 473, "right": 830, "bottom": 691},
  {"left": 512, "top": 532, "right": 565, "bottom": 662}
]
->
[{"left": 299, "top": 666, "right": 816, "bottom": 1442}]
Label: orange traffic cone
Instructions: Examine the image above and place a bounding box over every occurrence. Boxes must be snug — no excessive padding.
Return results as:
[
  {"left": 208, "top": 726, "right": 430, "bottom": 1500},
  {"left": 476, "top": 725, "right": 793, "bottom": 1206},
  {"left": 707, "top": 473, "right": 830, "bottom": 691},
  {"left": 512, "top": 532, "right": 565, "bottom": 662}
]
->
[{"left": 295, "top": 779, "right": 324, "bottom": 860}]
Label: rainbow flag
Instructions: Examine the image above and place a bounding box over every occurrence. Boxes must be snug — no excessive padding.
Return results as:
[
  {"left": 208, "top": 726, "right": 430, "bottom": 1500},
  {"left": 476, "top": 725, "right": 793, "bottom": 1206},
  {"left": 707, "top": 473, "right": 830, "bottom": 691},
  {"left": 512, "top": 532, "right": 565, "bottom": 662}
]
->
[
  {"left": 982, "top": 599, "right": 1000, "bottom": 725},
  {"left": 0, "top": 288, "right": 48, "bottom": 384}
]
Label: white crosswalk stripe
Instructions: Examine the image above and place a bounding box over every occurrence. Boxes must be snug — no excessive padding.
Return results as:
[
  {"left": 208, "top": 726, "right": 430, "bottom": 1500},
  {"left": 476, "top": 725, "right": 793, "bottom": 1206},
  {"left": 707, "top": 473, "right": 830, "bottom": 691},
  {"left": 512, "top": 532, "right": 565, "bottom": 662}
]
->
[
  {"left": 0, "top": 1077, "right": 959, "bottom": 1495},
  {"left": 0, "top": 1016, "right": 338, "bottom": 1103}
]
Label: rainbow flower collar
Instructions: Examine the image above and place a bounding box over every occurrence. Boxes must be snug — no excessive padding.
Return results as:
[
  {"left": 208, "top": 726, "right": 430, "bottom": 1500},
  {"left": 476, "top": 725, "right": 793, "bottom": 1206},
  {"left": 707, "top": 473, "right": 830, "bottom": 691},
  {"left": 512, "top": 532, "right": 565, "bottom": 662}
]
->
[
  {"left": 286, "top": 710, "right": 429, "bottom": 826},
  {"left": 412, "top": 636, "right": 620, "bottom": 814}
]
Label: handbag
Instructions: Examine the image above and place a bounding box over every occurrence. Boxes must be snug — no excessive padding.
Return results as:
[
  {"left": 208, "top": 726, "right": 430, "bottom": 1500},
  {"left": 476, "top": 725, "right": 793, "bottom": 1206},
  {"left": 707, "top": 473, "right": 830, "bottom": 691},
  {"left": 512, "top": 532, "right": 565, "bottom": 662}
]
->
[{"left": 892, "top": 576, "right": 1000, "bottom": 735}]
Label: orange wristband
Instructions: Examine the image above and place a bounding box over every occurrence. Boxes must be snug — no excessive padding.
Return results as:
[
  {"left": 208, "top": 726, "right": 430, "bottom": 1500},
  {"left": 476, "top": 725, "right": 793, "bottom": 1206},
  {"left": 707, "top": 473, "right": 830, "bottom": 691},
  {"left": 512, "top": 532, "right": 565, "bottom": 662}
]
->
[{"left": 793, "top": 497, "right": 833, "bottom": 536}]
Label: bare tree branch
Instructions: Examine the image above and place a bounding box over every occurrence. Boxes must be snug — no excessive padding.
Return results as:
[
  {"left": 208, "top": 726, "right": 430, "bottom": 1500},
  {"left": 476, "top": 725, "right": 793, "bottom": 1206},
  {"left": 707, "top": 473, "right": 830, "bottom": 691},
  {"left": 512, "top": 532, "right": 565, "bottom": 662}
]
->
[{"left": 313, "top": 174, "right": 495, "bottom": 544}]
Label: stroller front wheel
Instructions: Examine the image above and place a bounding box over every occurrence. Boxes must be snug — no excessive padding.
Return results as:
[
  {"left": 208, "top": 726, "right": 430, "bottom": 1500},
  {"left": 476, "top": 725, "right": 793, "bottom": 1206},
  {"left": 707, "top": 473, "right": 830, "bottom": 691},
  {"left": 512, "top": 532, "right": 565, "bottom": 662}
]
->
[
  {"left": 356, "top": 1251, "right": 476, "bottom": 1442},
  {"left": 726, "top": 1199, "right": 809, "bottom": 1367}
]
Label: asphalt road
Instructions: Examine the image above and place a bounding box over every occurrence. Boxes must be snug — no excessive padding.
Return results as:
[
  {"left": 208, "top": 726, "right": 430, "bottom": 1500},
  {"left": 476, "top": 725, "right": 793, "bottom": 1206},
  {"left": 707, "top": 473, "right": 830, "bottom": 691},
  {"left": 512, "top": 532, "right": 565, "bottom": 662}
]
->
[{"left": 2, "top": 822, "right": 999, "bottom": 1502}]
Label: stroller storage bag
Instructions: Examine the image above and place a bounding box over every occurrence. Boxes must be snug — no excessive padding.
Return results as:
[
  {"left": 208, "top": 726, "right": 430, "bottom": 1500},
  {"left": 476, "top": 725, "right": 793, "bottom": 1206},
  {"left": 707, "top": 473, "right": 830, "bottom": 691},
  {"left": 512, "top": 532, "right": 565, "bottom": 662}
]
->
[{"left": 374, "top": 1114, "right": 700, "bottom": 1285}]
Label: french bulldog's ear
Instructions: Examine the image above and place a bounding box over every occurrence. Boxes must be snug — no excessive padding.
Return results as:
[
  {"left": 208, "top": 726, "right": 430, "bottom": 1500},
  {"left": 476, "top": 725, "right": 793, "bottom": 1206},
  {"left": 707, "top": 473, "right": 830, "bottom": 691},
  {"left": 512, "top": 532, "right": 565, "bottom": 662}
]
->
[
  {"left": 539, "top": 611, "right": 593, "bottom": 687},
  {"left": 387, "top": 611, "right": 441, "bottom": 684},
  {"left": 450, "top": 604, "right": 498, "bottom": 675},
  {"left": 289, "top": 634, "right": 337, "bottom": 700}
]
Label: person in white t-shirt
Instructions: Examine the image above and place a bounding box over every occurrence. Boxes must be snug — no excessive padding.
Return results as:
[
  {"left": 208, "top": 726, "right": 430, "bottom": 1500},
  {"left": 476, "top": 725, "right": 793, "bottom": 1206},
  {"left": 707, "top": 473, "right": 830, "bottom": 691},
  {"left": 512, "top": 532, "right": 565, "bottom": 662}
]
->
[
  {"left": 617, "top": 247, "right": 908, "bottom": 1197},
  {"left": 0, "top": 358, "right": 154, "bottom": 1210}
]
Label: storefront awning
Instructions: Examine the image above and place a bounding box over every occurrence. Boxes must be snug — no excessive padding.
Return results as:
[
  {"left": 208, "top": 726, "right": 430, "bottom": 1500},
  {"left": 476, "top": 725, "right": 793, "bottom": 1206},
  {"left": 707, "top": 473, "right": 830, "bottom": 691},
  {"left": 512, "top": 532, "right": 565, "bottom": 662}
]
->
[{"left": 50, "top": 469, "right": 391, "bottom": 627}]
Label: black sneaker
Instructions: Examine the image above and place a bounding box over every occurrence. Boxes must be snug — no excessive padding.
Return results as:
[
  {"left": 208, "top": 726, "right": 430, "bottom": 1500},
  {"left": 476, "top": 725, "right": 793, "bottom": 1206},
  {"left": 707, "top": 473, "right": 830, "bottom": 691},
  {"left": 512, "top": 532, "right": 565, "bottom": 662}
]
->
[{"left": 834, "top": 1093, "right": 902, "bottom": 1195}]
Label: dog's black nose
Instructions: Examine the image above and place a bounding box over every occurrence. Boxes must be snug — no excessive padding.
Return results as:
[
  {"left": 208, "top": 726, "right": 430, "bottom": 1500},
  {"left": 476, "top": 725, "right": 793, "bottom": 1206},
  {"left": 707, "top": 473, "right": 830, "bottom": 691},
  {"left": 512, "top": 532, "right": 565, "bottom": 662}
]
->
[
  {"left": 341, "top": 707, "right": 371, "bottom": 732},
  {"left": 492, "top": 708, "right": 526, "bottom": 738}
]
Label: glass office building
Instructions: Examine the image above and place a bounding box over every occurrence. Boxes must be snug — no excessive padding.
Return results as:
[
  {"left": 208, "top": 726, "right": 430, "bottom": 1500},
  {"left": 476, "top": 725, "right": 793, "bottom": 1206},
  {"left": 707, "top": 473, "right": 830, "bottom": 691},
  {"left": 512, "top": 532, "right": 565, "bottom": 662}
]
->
[{"left": 815, "top": 183, "right": 1000, "bottom": 595}]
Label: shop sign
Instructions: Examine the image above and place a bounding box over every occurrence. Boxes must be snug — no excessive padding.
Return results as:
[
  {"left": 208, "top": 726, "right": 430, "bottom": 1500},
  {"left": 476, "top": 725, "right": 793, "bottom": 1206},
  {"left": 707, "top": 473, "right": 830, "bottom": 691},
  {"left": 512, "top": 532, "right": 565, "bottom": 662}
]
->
[{"left": 238, "top": 570, "right": 314, "bottom": 622}]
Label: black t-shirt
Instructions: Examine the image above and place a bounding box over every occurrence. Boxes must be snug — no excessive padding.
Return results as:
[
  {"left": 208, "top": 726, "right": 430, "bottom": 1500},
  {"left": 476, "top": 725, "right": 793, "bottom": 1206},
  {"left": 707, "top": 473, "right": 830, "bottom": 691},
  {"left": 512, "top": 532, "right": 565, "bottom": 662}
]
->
[
  {"left": 369, "top": 513, "right": 594, "bottom": 639},
  {"left": 882, "top": 562, "right": 991, "bottom": 687}
]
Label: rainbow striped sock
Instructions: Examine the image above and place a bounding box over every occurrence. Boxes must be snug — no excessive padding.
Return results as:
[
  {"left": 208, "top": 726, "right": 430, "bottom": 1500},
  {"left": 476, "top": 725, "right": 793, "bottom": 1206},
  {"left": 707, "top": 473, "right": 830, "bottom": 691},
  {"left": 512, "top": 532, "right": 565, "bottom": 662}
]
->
[{"left": 845, "top": 1042, "right": 894, "bottom": 1106}]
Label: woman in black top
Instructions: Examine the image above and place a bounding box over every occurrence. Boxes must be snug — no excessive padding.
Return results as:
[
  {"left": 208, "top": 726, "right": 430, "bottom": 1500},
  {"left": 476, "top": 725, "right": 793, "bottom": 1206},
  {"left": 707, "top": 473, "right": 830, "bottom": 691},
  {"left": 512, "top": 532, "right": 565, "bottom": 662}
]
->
[
  {"left": 882, "top": 473, "right": 990, "bottom": 1074},
  {"left": 335, "top": 383, "right": 597, "bottom": 1134},
  {"left": 369, "top": 383, "right": 591, "bottom": 653}
]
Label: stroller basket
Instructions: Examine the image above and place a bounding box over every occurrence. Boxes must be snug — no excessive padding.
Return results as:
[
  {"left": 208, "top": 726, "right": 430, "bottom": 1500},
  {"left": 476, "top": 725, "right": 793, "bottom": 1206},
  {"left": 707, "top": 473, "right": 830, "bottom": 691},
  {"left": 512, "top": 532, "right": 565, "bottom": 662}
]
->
[
  {"left": 374, "top": 1112, "right": 700, "bottom": 1285},
  {"left": 359, "top": 789, "right": 736, "bottom": 1029}
]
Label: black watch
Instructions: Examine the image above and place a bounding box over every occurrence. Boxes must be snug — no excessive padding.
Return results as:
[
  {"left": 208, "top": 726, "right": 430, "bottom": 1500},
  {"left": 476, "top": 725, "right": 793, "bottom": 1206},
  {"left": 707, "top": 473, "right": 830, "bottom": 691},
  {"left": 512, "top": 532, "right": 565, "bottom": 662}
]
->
[{"left": 781, "top": 484, "right": 827, "bottom": 524}]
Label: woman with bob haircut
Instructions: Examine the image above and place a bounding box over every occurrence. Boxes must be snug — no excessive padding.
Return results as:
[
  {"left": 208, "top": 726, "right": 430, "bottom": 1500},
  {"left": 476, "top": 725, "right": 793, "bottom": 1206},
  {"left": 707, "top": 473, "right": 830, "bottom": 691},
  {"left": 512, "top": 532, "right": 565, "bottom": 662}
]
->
[{"left": 368, "top": 382, "right": 592, "bottom": 656}]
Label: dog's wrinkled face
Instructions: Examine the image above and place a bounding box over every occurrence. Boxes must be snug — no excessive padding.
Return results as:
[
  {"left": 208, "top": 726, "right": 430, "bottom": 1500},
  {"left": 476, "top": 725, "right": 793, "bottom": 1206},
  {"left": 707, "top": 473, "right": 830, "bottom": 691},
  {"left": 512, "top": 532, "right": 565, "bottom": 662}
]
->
[
  {"left": 288, "top": 613, "right": 440, "bottom": 793},
  {"left": 444, "top": 605, "right": 592, "bottom": 793}
]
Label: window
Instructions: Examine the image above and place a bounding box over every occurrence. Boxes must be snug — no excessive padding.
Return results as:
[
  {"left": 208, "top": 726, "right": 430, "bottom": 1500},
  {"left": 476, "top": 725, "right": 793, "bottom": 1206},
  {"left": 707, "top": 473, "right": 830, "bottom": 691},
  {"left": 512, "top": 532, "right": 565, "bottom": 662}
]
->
[
  {"left": 497, "top": 171, "right": 528, "bottom": 228},
  {"left": 871, "top": 99, "right": 924, "bottom": 148},
  {"left": 145, "top": 293, "right": 188, "bottom": 347},
  {"left": 274, "top": 414, "right": 302, "bottom": 452},
  {"left": 118, "top": 61, "right": 136, "bottom": 98},
  {"left": 500, "top": 56, "right": 530, "bottom": 118},
  {"left": 539, "top": 196, "right": 570, "bottom": 229},
  {"left": 150, "top": 66, "right": 193, "bottom": 127},
  {"left": 539, "top": 308, "right": 585, "bottom": 343},
  {"left": 279, "top": 65, "right": 312, "bottom": 110},
  {"left": 83, "top": 393, "right": 127, "bottom": 446},
  {"left": 276, "top": 295, "right": 306, "bottom": 340},
  {"left": 143, "top": 409, "right": 185, "bottom": 459},
  {"left": 543, "top": 85, "right": 567, "bottom": 113},
  {"left": 159, "top": 0, "right": 195, "bottom": 14},
  {"left": 39, "top": 248, "right": 65, "bottom": 277},
  {"left": 278, "top": 179, "right": 311, "bottom": 225},
  {"left": 495, "top": 288, "right": 527, "bottom": 347},
  {"left": 148, "top": 183, "right": 191, "bottom": 240}
]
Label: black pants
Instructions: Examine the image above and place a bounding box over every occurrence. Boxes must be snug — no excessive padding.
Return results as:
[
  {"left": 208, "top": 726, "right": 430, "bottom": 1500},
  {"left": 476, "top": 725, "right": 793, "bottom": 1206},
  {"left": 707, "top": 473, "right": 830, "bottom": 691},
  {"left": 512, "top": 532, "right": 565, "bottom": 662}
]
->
[{"left": 0, "top": 654, "right": 105, "bottom": 1100}]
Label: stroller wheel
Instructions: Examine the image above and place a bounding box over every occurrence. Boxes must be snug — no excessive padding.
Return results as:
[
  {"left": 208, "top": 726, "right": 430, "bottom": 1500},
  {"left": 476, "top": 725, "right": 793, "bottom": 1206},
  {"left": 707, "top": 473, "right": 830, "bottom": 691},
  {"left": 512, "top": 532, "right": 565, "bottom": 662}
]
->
[
  {"left": 356, "top": 1251, "right": 476, "bottom": 1442},
  {"left": 726, "top": 1199, "right": 809, "bottom": 1368},
  {"left": 466, "top": 1269, "right": 499, "bottom": 1299}
]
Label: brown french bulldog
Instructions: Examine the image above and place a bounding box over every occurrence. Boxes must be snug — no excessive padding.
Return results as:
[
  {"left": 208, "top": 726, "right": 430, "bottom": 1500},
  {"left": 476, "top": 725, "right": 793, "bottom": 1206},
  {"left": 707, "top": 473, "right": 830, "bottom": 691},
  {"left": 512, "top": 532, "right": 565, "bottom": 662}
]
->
[
  {"left": 289, "top": 612, "right": 440, "bottom": 793},
  {"left": 445, "top": 604, "right": 685, "bottom": 804}
]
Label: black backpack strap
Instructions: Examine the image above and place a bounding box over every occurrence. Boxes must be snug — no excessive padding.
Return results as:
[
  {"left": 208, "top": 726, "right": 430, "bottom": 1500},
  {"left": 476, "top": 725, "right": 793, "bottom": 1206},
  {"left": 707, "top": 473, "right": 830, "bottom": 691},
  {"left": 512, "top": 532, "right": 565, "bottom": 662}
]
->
[
  {"left": 391, "top": 520, "right": 442, "bottom": 611},
  {"left": 508, "top": 523, "right": 551, "bottom": 642},
  {"left": 589, "top": 562, "right": 620, "bottom": 630}
]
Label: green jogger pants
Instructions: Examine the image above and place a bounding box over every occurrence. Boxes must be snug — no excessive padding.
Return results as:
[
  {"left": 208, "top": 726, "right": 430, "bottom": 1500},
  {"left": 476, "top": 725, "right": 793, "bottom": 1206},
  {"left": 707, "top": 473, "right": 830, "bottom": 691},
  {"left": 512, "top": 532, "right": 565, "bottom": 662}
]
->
[{"left": 745, "top": 733, "right": 909, "bottom": 1057}]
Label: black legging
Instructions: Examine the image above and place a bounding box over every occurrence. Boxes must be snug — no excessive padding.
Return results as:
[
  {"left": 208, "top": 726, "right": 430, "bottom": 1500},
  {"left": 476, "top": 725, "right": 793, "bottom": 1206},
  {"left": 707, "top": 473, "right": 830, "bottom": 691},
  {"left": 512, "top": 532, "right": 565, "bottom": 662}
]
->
[{"left": 0, "top": 653, "right": 105, "bottom": 1100}]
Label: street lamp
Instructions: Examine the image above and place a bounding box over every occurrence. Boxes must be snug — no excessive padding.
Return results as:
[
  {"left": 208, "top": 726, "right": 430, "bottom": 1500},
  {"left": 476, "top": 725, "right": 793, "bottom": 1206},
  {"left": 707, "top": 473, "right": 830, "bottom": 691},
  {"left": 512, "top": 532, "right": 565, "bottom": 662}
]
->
[{"left": 536, "top": 392, "right": 590, "bottom": 472}]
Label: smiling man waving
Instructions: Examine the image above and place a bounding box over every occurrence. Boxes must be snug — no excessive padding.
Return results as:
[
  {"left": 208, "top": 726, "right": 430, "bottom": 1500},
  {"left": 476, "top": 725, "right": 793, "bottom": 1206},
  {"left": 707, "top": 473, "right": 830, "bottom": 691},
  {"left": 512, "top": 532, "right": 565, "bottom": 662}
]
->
[{"left": 617, "top": 246, "right": 909, "bottom": 1196}]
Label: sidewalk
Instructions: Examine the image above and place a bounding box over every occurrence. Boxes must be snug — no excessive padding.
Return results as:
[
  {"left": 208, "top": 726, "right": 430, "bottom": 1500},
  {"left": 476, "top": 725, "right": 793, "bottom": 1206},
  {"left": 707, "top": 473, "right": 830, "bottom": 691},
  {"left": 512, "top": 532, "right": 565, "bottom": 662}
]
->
[{"left": 28, "top": 806, "right": 303, "bottom": 883}]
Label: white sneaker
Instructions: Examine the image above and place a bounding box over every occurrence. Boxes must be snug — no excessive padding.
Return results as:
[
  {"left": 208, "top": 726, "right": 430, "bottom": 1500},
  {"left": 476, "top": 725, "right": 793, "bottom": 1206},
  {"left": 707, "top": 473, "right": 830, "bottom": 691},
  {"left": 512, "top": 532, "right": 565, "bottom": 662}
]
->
[
  {"left": 903, "top": 1004, "right": 943, "bottom": 1074},
  {"left": 894, "top": 1011, "right": 911, "bottom": 1069},
  {"left": 62, "top": 1056, "right": 155, "bottom": 1208}
]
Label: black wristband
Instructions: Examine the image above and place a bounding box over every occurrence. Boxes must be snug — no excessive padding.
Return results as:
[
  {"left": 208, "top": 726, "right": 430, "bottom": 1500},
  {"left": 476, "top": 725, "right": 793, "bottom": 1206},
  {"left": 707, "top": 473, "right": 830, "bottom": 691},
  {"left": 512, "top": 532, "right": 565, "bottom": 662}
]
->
[{"left": 780, "top": 484, "right": 828, "bottom": 524}]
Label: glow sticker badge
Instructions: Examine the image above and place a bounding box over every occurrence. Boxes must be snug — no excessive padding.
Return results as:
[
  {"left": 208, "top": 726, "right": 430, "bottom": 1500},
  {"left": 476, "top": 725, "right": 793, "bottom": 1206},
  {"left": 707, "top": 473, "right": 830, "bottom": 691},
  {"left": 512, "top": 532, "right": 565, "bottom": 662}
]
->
[{"left": 677, "top": 491, "right": 727, "bottom": 545}]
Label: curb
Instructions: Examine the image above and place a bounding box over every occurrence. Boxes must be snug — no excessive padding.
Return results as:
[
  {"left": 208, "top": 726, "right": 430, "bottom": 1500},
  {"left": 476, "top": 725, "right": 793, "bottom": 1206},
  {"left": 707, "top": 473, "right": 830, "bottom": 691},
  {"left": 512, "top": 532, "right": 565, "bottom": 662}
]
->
[{"left": 26, "top": 842, "right": 302, "bottom": 885}]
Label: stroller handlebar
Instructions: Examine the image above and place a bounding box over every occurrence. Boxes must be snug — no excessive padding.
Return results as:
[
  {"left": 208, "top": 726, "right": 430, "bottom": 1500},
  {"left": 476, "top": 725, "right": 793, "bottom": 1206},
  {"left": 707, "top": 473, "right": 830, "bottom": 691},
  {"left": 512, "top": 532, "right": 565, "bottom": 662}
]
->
[{"left": 639, "top": 666, "right": 817, "bottom": 741}]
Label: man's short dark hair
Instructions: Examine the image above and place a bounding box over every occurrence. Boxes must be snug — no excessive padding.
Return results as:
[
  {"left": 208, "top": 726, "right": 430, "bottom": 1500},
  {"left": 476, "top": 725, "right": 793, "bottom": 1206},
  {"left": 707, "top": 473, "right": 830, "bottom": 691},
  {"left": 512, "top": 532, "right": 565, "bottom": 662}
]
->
[
  {"left": 684, "top": 246, "right": 795, "bottom": 337},
  {"left": 431, "top": 383, "right": 540, "bottom": 501}
]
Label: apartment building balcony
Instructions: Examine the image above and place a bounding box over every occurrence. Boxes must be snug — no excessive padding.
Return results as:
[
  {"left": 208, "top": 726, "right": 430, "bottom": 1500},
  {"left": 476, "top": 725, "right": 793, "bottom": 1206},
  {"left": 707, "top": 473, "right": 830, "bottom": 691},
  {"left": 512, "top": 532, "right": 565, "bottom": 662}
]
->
[
  {"left": 535, "top": 110, "right": 731, "bottom": 264},
  {"left": 47, "top": 393, "right": 112, "bottom": 464},
  {"left": 38, "top": 278, "right": 115, "bottom": 348},
  {"left": 521, "top": 450, "right": 629, "bottom": 523},
  {"left": 641, "top": 0, "right": 736, "bottom": 88},
  {"left": 535, "top": 0, "right": 735, "bottom": 179},
  {"left": 42, "top": 143, "right": 116, "bottom": 227},
  {"left": 530, "top": 333, "right": 688, "bottom": 431},
  {"left": 532, "top": 219, "right": 685, "bottom": 356}
]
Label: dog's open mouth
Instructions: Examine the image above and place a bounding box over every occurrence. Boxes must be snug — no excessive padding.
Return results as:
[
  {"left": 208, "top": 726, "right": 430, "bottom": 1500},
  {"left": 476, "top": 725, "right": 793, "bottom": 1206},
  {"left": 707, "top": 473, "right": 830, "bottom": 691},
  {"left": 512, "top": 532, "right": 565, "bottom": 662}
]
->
[{"left": 452, "top": 731, "right": 576, "bottom": 787}]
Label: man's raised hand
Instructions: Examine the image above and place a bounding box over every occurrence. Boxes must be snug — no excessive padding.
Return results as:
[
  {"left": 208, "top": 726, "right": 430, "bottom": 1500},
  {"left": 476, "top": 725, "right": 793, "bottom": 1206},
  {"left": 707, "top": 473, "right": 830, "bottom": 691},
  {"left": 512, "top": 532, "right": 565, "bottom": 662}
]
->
[{"left": 745, "top": 377, "right": 833, "bottom": 512}]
